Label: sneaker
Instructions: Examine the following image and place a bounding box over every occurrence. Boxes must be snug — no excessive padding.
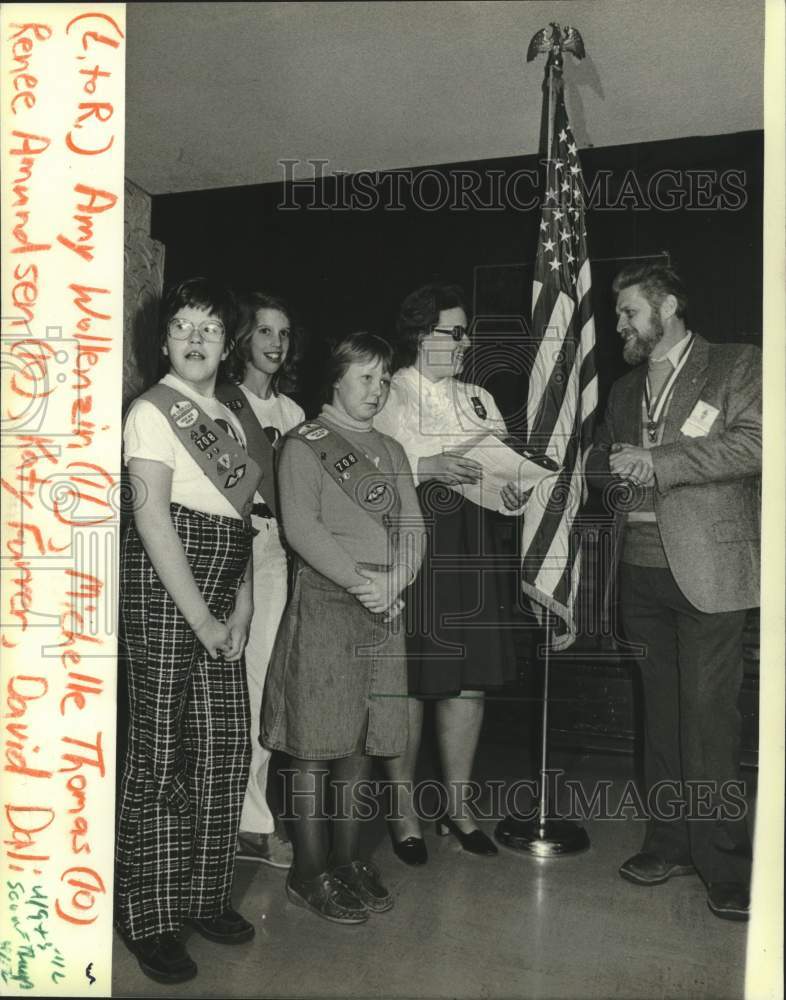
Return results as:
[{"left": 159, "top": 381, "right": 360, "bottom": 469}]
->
[
  {"left": 332, "top": 859, "right": 394, "bottom": 912},
  {"left": 236, "top": 831, "right": 293, "bottom": 868},
  {"left": 286, "top": 870, "right": 368, "bottom": 924},
  {"left": 124, "top": 931, "right": 197, "bottom": 984},
  {"left": 188, "top": 906, "right": 255, "bottom": 944}
]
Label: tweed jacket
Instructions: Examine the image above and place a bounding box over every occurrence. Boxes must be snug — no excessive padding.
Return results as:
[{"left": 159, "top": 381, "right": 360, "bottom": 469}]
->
[{"left": 586, "top": 334, "right": 761, "bottom": 613}]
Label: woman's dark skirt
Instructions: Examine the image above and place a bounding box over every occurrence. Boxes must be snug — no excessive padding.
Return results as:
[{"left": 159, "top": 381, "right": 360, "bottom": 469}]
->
[{"left": 406, "top": 482, "right": 519, "bottom": 697}]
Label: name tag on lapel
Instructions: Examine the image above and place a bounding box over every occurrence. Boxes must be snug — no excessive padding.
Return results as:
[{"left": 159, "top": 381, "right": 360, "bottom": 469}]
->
[{"left": 681, "top": 400, "right": 719, "bottom": 438}]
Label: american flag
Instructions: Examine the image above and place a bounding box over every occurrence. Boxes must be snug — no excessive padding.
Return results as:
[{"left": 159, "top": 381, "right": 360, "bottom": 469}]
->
[{"left": 520, "top": 68, "right": 598, "bottom": 650}]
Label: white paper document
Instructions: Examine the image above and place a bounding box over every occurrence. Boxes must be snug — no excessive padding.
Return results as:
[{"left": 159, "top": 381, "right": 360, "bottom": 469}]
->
[{"left": 451, "top": 435, "right": 560, "bottom": 511}]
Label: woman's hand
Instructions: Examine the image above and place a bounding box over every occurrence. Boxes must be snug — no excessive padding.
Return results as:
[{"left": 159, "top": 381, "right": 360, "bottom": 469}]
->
[
  {"left": 347, "top": 566, "right": 408, "bottom": 614},
  {"left": 500, "top": 481, "right": 533, "bottom": 511},
  {"left": 193, "top": 616, "right": 232, "bottom": 659},
  {"left": 417, "top": 451, "right": 482, "bottom": 485}
]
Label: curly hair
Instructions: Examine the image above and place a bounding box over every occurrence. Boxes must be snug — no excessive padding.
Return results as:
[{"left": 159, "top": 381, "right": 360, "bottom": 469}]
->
[{"left": 392, "top": 283, "right": 467, "bottom": 369}]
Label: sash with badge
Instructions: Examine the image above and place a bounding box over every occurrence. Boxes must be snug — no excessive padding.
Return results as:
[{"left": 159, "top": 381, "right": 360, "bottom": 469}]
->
[
  {"left": 139, "top": 383, "right": 262, "bottom": 521},
  {"left": 215, "top": 381, "right": 278, "bottom": 516},
  {"left": 287, "top": 419, "right": 399, "bottom": 533}
]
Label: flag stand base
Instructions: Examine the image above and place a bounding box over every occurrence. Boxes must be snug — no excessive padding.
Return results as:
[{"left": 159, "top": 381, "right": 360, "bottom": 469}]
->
[{"left": 494, "top": 816, "right": 590, "bottom": 857}]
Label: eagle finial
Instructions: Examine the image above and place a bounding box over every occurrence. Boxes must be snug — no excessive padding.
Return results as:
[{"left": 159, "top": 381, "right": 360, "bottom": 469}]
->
[{"left": 527, "top": 21, "right": 586, "bottom": 65}]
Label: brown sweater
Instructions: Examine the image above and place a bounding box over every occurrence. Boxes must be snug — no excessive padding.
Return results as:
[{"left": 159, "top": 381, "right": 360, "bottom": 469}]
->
[{"left": 277, "top": 416, "right": 426, "bottom": 590}]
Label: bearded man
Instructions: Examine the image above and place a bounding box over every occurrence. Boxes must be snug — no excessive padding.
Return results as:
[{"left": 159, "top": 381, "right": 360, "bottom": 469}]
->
[{"left": 586, "top": 262, "right": 761, "bottom": 921}]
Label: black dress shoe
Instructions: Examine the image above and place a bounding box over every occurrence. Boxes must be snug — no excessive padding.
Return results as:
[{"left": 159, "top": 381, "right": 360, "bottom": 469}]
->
[
  {"left": 188, "top": 906, "right": 255, "bottom": 944},
  {"left": 125, "top": 932, "right": 197, "bottom": 984},
  {"left": 619, "top": 851, "right": 696, "bottom": 886},
  {"left": 707, "top": 882, "right": 750, "bottom": 921},
  {"left": 435, "top": 816, "right": 498, "bottom": 856},
  {"left": 392, "top": 836, "right": 428, "bottom": 866}
]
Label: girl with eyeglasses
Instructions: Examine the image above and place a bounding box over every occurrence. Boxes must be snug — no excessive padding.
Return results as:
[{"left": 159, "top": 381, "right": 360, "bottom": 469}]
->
[
  {"left": 374, "top": 282, "right": 530, "bottom": 865},
  {"left": 115, "top": 278, "right": 258, "bottom": 985}
]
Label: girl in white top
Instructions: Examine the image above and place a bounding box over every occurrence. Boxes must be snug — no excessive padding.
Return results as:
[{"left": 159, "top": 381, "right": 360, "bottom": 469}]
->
[
  {"left": 116, "top": 279, "right": 257, "bottom": 985},
  {"left": 227, "top": 293, "right": 304, "bottom": 868}
]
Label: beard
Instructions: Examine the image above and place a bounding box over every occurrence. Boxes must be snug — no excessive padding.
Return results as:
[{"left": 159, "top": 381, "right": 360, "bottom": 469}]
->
[{"left": 622, "top": 313, "right": 664, "bottom": 365}]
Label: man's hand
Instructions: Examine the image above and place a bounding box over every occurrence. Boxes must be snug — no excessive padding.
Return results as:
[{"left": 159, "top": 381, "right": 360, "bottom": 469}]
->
[
  {"left": 609, "top": 443, "right": 655, "bottom": 487},
  {"left": 418, "top": 451, "right": 482, "bottom": 485}
]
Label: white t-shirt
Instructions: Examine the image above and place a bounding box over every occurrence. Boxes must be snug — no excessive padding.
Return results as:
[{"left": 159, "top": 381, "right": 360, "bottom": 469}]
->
[
  {"left": 239, "top": 385, "right": 305, "bottom": 510},
  {"left": 239, "top": 384, "right": 305, "bottom": 446},
  {"left": 124, "top": 373, "right": 247, "bottom": 519}
]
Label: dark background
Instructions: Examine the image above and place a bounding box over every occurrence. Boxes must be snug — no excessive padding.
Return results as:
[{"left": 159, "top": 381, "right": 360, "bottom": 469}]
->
[{"left": 148, "top": 128, "right": 763, "bottom": 426}]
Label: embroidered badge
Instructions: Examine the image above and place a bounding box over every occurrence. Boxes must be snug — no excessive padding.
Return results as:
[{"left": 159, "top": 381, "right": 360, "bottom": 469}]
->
[
  {"left": 306, "top": 428, "right": 329, "bottom": 441},
  {"left": 365, "top": 483, "right": 388, "bottom": 505},
  {"left": 225, "top": 465, "right": 246, "bottom": 489},
  {"left": 470, "top": 396, "right": 487, "bottom": 420},
  {"left": 224, "top": 398, "right": 243, "bottom": 411},
  {"left": 334, "top": 452, "right": 357, "bottom": 473},
  {"left": 298, "top": 423, "right": 319, "bottom": 435},
  {"left": 217, "top": 453, "right": 232, "bottom": 472},
  {"left": 170, "top": 400, "right": 199, "bottom": 429}
]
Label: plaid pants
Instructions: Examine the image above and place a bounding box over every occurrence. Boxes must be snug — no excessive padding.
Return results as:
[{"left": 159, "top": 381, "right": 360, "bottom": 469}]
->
[{"left": 115, "top": 505, "right": 253, "bottom": 940}]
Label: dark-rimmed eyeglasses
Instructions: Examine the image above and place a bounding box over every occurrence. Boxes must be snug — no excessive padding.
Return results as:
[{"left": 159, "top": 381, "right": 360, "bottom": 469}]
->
[
  {"left": 430, "top": 325, "right": 468, "bottom": 342},
  {"left": 168, "top": 318, "right": 225, "bottom": 342}
]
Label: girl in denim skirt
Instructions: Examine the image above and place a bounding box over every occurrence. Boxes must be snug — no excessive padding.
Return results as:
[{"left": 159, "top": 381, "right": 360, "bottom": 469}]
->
[{"left": 262, "top": 332, "right": 425, "bottom": 923}]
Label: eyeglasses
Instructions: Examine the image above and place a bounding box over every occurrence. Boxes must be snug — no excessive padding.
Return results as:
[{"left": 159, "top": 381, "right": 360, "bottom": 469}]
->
[
  {"left": 430, "top": 325, "right": 469, "bottom": 342},
  {"left": 168, "top": 317, "right": 225, "bottom": 342}
]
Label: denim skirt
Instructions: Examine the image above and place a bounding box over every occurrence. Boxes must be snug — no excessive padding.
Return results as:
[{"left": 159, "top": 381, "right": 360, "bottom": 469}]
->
[{"left": 261, "top": 563, "right": 408, "bottom": 760}]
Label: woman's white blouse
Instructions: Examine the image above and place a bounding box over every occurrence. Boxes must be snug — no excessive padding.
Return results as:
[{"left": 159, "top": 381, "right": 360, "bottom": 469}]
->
[
  {"left": 374, "top": 367, "right": 506, "bottom": 480},
  {"left": 374, "top": 367, "right": 524, "bottom": 515}
]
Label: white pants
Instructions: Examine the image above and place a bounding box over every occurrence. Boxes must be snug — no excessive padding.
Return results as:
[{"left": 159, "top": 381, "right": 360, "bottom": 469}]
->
[{"left": 240, "top": 517, "right": 288, "bottom": 834}]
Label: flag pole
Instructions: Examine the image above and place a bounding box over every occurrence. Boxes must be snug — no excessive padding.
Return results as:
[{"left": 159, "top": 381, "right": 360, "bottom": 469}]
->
[
  {"left": 536, "top": 611, "right": 552, "bottom": 830},
  {"left": 495, "top": 21, "right": 591, "bottom": 857},
  {"left": 496, "top": 615, "right": 590, "bottom": 856}
]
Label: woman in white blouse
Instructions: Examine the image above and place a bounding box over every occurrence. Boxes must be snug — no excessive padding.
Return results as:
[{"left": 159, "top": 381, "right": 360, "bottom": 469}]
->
[{"left": 374, "top": 283, "right": 529, "bottom": 864}]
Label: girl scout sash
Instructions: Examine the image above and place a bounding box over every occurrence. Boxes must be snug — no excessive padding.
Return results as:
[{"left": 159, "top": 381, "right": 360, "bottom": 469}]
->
[
  {"left": 139, "top": 383, "right": 262, "bottom": 521},
  {"left": 215, "top": 381, "right": 278, "bottom": 516},
  {"left": 286, "top": 419, "right": 399, "bottom": 534}
]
